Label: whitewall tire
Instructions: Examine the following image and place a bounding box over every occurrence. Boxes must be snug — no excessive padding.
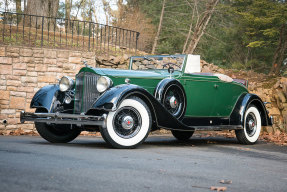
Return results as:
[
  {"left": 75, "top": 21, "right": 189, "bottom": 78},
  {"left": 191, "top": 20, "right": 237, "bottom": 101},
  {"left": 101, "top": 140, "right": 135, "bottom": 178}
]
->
[
  {"left": 100, "top": 97, "right": 152, "bottom": 148},
  {"left": 236, "top": 105, "right": 261, "bottom": 145}
]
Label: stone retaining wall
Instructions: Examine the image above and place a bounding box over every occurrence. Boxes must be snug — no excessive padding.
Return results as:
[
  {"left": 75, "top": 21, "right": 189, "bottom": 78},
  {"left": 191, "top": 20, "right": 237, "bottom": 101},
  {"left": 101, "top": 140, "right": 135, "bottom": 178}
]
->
[{"left": 0, "top": 45, "right": 123, "bottom": 133}]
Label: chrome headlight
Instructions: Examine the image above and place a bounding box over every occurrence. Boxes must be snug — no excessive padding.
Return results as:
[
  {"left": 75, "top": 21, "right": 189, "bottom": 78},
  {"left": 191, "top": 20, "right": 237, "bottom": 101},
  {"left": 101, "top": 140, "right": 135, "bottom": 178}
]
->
[
  {"left": 59, "top": 76, "right": 74, "bottom": 92},
  {"left": 97, "top": 76, "right": 112, "bottom": 93}
]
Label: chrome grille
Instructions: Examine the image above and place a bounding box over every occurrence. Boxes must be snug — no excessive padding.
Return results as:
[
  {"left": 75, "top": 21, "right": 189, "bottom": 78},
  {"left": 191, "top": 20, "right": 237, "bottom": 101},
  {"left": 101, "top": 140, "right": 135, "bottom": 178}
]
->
[{"left": 74, "top": 72, "right": 99, "bottom": 114}]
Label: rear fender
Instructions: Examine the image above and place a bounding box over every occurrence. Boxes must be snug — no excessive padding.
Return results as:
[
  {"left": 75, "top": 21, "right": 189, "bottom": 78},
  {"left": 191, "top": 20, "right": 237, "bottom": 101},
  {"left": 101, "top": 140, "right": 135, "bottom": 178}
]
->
[{"left": 230, "top": 93, "right": 271, "bottom": 126}]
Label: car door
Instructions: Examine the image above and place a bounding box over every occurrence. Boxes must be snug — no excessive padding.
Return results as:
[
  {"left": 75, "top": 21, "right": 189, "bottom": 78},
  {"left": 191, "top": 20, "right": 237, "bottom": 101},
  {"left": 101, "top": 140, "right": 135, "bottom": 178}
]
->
[{"left": 180, "top": 74, "right": 218, "bottom": 117}]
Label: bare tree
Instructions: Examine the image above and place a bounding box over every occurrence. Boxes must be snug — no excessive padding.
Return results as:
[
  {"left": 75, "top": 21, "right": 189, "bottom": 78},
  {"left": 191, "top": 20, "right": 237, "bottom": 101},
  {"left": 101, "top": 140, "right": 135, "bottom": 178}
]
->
[
  {"left": 182, "top": 0, "right": 197, "bottom": 53},
  {"left": 15, "top": 0, "right": 21, "bottom": 13},
  {"left": 65, "top": 0, "right": 72, "bottom": 31},
  {"left": 151, "top": 0, "right": 166, "bottom": 54},
  {"left": 102, "top": 0, "right": 111, "bottom": 25},
  {"left": 185, "top": 0, "right": 219, "bottom": 54},
  {"left": 25, "top": 0, "right": 59, "bottom": 28}
]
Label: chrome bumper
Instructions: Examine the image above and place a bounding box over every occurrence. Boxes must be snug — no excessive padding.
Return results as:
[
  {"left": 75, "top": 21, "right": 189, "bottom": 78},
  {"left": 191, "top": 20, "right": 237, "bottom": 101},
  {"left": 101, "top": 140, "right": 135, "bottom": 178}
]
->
[{"left": 20, "top": 111, "right": 107, "bottom": 127}]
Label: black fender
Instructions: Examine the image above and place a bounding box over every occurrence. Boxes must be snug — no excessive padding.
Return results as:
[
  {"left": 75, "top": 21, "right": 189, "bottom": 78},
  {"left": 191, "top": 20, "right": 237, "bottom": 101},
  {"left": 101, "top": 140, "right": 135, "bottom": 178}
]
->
[
  {"left": 230, "top": 93, "right": 272, "bottom": 126},
  {"left": 30, "top": 84, "right": 59, "bottom": 112},
  {"left": 154, "top": 78, "right": 187, "bottom": 119},
  {"left": 90, "top": 84, "right": 194, "bottom": 131}
]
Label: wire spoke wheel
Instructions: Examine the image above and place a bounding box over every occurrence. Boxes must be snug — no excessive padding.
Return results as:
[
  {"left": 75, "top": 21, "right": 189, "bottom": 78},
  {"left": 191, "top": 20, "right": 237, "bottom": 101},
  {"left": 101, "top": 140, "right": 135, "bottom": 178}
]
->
[{"left": 113, "top": 107, "right": 142, "bottom": 139}]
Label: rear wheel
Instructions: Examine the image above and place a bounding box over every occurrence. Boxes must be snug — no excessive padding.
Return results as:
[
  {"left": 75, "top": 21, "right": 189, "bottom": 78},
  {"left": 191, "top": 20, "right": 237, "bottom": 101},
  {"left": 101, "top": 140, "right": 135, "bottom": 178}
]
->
[
  {"left": 171, "top": 130, "right": 194, "bottom": 141},
  {"left": 35, "top": 109, "right": 81, "bottom": 143},
  {"left": 235, "top": 105, "right": 261, "bottom": 145},
  {"left": 100, "top": 97, "right": 152, "bottom": 149}
]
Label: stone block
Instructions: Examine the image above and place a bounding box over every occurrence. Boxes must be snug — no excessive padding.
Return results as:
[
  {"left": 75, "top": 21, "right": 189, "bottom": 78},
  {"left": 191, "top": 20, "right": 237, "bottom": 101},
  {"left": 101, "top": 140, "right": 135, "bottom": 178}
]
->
[
  {"left": 0, "top": 99, "right": 9, "bottom": 105},
  {"left": 13, "top": 69, "right": 27, "bottom": 76},
  {"left": 0, "top": 57, "right": 12, "bottom": 64},
  {"left": 27, "top": 71, "right": 37, "bottom": 77},
  {"left": 69, "top": 57, "right": 82, "bottom": 64},
  {"left": 44, "top": 58, "right": 57, "bottom": 65},
  {"left": 0, "top": 65, "right": 12, "bottom": 75},
  {"left": 48, "top": 66, "right": 62, "bottom": 73},
  {"left": 20, "top": 48, "right": 33, "bottom": 57},
  {"left": 6, "top": 75, "right": 20, "bottom": 81},
  {"left": 0, "top": 47, "right": 5, "bottom": 57},
  {"left": 33, "top": 48, "right": 44, "bottom": 57},
  {"left": 35, "top": 64, "right": 47, "bottom": 72},
  {"left": 38, "top": 76, "right": 56, "bottom": 83},
  {"left": 1, "top": 109, "right": 16, "bottom": 114},
  {"left": 10, "top": 97, "right": 25, "bottom": 109},
  {"left": 10, "top": 91, "right": 26, "bottom": 97},
  {"left": 57, "top": 50, "right": 69, "bottom": 58},
  {"left": 0, "top": 79, "right": 6, "bottom": 86},
  {"left": 44, "top": 49, "right": 57, "bottom": 58},
  {"left": 7, "top": 80, "right": 21, "bottom": 86},
  {"left": 0, "top": 86, "right": 6, "bottom": 90},
  {"left": 13, "top": 63, "right": 27, "bottom": 70},
  {"left": 70, "top": 51, "right": 82, "bottom": 57},
  {"left": 0, "top": 90, "right": 9, "bottom": 100},
  {"left": 18, "top": 86, "right": 34, "bottom": 93},
  {"left": 7, "top": 86, "right": 17, "bottom": 91},
  {"left": 21, "top": 76, "right": 37, "bottom": 83},
  {"left": 63, "top": 63, "right": 76, "bottom": 70},
  {"left": 20, "top": 57, "right": 34, "bottom": 63}
]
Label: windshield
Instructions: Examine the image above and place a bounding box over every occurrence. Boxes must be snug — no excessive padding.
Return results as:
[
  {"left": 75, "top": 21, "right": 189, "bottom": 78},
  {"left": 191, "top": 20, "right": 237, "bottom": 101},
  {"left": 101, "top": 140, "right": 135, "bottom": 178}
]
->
[{"left": 129, "top": 55, "right": 186, "bottom": 71}]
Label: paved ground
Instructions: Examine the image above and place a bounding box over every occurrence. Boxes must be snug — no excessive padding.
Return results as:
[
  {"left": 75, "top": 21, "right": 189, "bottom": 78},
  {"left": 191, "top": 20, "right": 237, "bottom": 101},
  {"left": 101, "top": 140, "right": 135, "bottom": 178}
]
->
[{"left": 0, "top": 135, "right": 287, "bottom": 192}]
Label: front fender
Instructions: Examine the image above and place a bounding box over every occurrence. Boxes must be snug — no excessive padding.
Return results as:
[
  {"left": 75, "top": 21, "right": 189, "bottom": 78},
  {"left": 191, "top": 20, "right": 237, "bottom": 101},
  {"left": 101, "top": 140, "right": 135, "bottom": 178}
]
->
[
  {"left": 30, "top": 84, "right": 59, "bottom": 112},
  {"left": 230, "top": 93, "right": 271, "bottom": 126},
  {"left": 90, "top": 84, "right": 194, "bottom": 131}
]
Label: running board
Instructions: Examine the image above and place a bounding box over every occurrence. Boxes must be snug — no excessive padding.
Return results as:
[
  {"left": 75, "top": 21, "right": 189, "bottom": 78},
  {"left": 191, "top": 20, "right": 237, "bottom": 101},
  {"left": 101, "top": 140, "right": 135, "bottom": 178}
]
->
[{"left": 193, "top": 125, "right": 243, "bottom": 131}]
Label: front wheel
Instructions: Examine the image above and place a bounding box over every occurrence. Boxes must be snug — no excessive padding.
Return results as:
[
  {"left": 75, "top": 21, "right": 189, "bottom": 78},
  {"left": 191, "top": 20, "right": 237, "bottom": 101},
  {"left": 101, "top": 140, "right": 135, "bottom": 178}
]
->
[
  {"left": 235, "top": 105, "right": 262, "bottom": 145},
  {"left": 171, "top": 130, "right": 194, "bottom": 141},
  {"left": 35, "top": 109, "right": 81, "bottom": 143},
  {"left": 100, "top": 97, "right": 152, "bottom": 149}
]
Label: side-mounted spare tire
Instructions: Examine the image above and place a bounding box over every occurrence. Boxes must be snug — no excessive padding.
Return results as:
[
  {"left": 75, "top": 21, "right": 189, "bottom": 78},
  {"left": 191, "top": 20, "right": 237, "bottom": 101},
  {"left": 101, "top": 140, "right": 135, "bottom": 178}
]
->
[{"left": 100, "top": 97, "right": 152, "bottom": 149}]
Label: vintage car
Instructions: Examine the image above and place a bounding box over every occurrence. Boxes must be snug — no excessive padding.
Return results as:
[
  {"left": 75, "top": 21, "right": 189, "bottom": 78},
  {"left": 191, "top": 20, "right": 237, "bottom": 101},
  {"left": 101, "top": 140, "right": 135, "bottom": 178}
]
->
[{"left": 20, "top": 54, "right": 273, "bottom": 148}]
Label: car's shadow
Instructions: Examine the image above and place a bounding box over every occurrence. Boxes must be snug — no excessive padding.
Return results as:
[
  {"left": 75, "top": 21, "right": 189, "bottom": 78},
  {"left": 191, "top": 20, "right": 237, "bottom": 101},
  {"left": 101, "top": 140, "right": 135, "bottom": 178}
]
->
[{"left": 32, "top": 135, "right": 246, "bottom": 149}]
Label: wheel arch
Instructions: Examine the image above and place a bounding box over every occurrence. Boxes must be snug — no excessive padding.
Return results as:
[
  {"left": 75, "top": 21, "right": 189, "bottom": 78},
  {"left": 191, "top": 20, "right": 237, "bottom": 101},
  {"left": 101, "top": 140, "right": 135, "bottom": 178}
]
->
[
  {"left": 230, "top": 93, "right": 271, "bottom": 126},
  {"left": 91, "top": 84, "right": 193, "bottom": 131}
]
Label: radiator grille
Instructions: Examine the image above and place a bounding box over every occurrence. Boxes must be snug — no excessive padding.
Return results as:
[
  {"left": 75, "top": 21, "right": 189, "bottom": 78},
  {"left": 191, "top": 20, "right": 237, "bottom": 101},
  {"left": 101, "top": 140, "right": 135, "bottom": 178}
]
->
[{"left": 74, "top": 72, "right": 99, "bottom": 114}]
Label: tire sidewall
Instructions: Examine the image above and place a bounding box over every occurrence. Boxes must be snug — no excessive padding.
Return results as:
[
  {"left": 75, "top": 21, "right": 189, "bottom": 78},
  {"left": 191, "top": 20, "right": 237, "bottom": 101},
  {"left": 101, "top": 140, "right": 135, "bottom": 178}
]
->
[
  {"left": 104, "top": 98, "right": 151, "bottom": 148},
  {"left": 243, "top": 106, "right": 261, "bottom": 143}
]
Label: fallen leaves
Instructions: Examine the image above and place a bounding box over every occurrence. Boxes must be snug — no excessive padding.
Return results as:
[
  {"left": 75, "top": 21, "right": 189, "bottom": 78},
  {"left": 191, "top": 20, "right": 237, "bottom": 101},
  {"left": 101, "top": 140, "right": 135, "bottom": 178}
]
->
[
  {"left": 261, "top": 132, "right": 287, "bottom": 146},
  {"left": 219, "top": 180, "right": 232, "bottom": 184},
  {"left": 210, "top": 186, "right": 227, "bottom": 191}
]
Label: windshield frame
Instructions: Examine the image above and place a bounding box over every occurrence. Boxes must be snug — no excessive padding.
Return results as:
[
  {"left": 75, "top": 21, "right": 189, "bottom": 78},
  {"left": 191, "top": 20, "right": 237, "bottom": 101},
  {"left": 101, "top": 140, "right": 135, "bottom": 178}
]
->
[{"left": 129, "top": 54, "right": 187, "bottom": 71}]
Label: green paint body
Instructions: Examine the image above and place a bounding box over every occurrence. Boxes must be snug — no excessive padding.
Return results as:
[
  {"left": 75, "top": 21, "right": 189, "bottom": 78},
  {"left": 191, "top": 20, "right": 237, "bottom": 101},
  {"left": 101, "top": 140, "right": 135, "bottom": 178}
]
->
[{"left": 78, "top": 57, "right": 248, "bottom": 118}]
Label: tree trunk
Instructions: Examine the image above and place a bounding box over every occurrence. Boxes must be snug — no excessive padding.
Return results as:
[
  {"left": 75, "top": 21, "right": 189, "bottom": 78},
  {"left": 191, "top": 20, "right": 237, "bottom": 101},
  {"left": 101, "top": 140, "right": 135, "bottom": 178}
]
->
[
  {"left": 25, "top": 0, "right": 59, "bottom": 29},
  {"left": 16, "top": 0, "right": 21, "bottom": 13},
  {"left": 65, "top": 0, "right": 72, "bottom": 32},
  {"left": 151, "top": 0, "right": 166, "bottom": 54},
  {"left": 182, "top": 0, "right": 197, "bottom": 54},
  {"left": 185, "top": 0, "right": 219, "bottom": 54},
  {"left": 269, "top": 24, "right": 287, "bottom": 75}
]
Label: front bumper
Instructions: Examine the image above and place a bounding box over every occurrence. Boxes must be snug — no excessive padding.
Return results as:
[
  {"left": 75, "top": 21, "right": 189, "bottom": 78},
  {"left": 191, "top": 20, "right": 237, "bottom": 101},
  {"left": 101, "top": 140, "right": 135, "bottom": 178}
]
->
[{"left": 20, "top": 111, "right": 107, "bottom": 127}]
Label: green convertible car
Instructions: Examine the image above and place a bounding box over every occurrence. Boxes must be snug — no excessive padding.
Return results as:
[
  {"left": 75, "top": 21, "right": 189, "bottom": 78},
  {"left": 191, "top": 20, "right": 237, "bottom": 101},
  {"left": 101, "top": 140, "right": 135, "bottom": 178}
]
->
[{"left": 21, "top": 54, "right": 272, "bottom": 148}]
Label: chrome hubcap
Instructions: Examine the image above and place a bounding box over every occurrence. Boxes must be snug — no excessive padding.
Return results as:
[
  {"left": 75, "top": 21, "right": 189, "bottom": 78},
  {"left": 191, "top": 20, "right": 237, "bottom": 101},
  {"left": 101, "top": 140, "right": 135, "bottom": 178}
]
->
[
  {"left": 246, "top": 112, "right": 257, "bottom": 137},
  {"left": 169, "top": 96, "right": 178, "bottom": 109},
  {"left": 121, "top": 116, "right": 134, "bottom": 130}
]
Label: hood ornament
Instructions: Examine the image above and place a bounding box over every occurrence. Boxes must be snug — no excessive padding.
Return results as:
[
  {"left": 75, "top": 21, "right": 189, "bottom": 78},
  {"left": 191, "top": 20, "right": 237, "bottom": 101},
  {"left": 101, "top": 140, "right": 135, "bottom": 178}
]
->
[{"left": 82, "top": 60, "right": 90, "bottom": 68}]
